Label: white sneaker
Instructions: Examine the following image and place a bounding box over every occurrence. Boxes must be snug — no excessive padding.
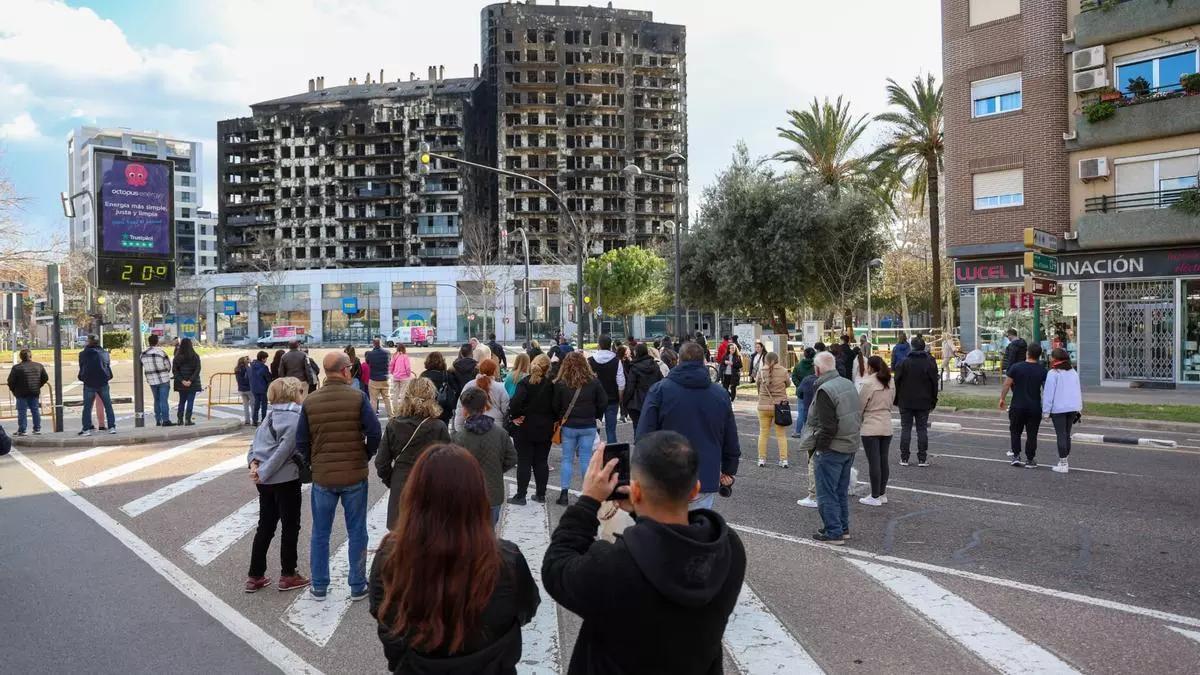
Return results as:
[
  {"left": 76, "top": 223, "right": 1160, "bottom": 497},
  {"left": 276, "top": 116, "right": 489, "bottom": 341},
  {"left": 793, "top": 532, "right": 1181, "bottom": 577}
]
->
[
  {"left": 1052, "top": 460, "right": 1069, "bottom": 474},
  {"left": 778, "top": 460, "right": 789, "bottom": 468},
  {"left": 796, "top": 496, "right": 818, "bottom": 508},
  {"left": 858, "top": 496, "right": 883, "bottom": 507},
  {"left": 757, "top": 459, "right": 766, "bottom": 467},
  {"left": 108, "top": 427, "right": 117, "bottom": 435},
  {"left": 879, "top": 494, "right": 888, "bottom": 504},
  {"left": 1006, "top": 451, "right": 1015, "bottom": 458}
]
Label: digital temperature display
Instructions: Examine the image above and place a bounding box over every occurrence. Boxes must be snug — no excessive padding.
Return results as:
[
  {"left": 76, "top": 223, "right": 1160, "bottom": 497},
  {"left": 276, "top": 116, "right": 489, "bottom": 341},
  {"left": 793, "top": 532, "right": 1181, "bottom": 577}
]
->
[{"left": 97, "top": 257, "right": 176, "bottom": 291}]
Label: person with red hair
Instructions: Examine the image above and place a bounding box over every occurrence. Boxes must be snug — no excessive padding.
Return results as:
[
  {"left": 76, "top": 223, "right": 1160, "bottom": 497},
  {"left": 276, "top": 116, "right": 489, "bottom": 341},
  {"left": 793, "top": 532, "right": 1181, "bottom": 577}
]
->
[{"left": 368, "top": 444, "right": 539, "bottom": 672}]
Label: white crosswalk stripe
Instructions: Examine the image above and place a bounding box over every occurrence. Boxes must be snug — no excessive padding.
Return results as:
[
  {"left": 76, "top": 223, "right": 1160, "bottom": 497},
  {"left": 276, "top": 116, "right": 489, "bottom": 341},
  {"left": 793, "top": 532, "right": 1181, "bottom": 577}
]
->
[
  {"left": 53, "top": 444, "right": 126, "bottom": 466},
  {"left": 282, "top": 495, "right": 389, "bottom": 647},
  {"left": 120, "top": 454, "right": 247, "bottom": 517},
  {"left": 497, "top": 502, "right": 561, "bottom": 675},
  {"left": 848, "top": 559, "right": 1081, "bottom": 674},
  {"left": 182, "top": 485, "right": 311, "bottom": 566},
  {"left": 79, "top": 435, "right": 235, "bottom": 487},
  {"left": 1168, "top": 625, "right": 1200, "bottom": 645},
  {"left": 724, "top": 582, "right": 825, "bottom": 674}
]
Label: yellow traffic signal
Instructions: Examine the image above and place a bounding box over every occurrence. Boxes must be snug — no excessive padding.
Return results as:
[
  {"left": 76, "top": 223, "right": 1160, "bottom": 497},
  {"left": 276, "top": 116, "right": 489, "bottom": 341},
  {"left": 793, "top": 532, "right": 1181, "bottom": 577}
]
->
[{"left": 96, "top": 295, "right": 107, "bottom": 305}]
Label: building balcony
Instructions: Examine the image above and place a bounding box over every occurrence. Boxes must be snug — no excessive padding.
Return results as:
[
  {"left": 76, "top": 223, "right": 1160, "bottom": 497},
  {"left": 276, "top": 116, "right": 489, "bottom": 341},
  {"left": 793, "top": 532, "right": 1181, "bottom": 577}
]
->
[
  {"left": 419, "top": 247, "right": 461, "bottom": 259},
  {"left": 1069, "top": 91, "right": 1200, "bottom": 151},
  {"left": 415, "top": 223, "right": 460, "bottom": 237},
  {"left": 226, "top": 213, "right": 274, "bottom": 227},
  {"left": 1076, "top": 188, "right": 1200, "bottom": 248},
  {"left": 1075, "top": 0, "right": 1200, "bottom": 48}
]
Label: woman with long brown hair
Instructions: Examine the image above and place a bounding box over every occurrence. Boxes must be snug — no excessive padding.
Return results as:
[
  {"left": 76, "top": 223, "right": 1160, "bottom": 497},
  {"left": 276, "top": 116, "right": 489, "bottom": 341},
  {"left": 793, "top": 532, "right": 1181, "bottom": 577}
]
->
[
  {"left": 551, "top": 351, "right": 607, "bottom": 505},
  {"left": 507, "top": 354, "right": 556, "bottom": 504},
  {"left": 369, "top": 444, "right": 539, "bottom": 673}
]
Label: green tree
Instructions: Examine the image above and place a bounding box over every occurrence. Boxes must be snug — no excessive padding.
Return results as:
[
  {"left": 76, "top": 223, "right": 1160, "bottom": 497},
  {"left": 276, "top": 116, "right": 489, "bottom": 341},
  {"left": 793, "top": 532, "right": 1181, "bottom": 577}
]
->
[
  {"left": 874, "top": 74, "right": 946, "bottom": 329},
  {"left": 811, "top": 190, "right": 889, "bottom": 331},
  {"left": 775, "top": 96, "right": 874, "bottom": 192},
  {"left": 583, "top": 246, "right": 670, "bottom": 336}
]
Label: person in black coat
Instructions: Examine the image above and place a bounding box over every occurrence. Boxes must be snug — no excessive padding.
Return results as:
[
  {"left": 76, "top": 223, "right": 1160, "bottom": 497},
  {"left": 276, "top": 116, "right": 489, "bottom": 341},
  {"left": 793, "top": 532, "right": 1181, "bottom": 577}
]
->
[
  {"left": 8, "top": 349, "right": 48, "bottom": 435},
  {"left": 623, "top": 344, "right": 663, "bottom": 429},
  {"left": 1001, "top": 330, "right": 1028, "bottom": 375},
  {"left": 893, "top": 336, "right": 940, "bottom": 466},
  {"left": 542, "top": 430, "right": 746, "bottom": 675},
  {"left": 836, "top": 334, "right": 859, "bottom": 380},
  {"left": 507, "top": 355, "right": 558, "bottom": 504},
  {"left": 172, "top": 337, "right": 202, "bottom": 426},
  {"left": 419, "top": 351, "right": 455, "bottom": 426}
]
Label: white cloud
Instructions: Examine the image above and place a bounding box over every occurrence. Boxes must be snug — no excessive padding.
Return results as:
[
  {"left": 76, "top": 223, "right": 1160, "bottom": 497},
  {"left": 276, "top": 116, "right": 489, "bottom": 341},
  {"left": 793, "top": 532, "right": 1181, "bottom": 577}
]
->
[{"left": 0, "top": 112, "right": 41, "bottom": 141}]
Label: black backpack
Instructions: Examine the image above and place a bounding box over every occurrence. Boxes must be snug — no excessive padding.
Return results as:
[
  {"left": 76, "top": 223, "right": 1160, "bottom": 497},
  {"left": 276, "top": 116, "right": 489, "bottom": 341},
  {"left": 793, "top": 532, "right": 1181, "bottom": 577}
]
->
[{"left": 436, "top": 374, "right": 458, "bottom": 411}]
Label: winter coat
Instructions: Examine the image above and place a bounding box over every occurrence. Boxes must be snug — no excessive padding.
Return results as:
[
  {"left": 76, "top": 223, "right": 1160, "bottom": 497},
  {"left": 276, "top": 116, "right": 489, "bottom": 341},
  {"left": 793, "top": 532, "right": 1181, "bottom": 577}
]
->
[
  {"left": 249, "top": 361, "right": 272, "bottom": 396},
  {"left": 364, "top": 347, "right": 390, "bottom": 382},
  {"left": 235, "top": 365, "right": 251, "bottom": 392},
  {"left": 7, "top": 360, "right": 47, "bottom": 399},
  {"left": 1003, "top": 337, "right": 1028, "bottom": 375},
  {"left": 858, "top": 376, "right": 894, "bottom": 437},
  {"left": 421, "top": 368, "right": 455, "bottom": 425},
  {"left": 1043, "top": 368, "right": 1083, "bottom": 415},
  {"left": 797, "top": 374, "right": 818, "bottom": 428},
  {"left": 800, "top": 371, "right": 862, "bottom": 455},
  {"left": 836, "top": 344, "right": 859, "bottom": 380},
  {"left": 791, "top": 357, "right": 814, "bottom": 389},
  {"left": 172, "top": 352, "right": 202, "bottom": 394},
  {"left": 891, "top": 341, "right": 911, "bottom": 370},
  {"left": 451, "top": 358, "right": 479, "bottom": 391},
  {"left": 279, "top": 349, "right": 309, "bottom": 382},
  {"left": 542, "top": 497, "right": 746, "bottom": 675},
  {"left": 622, "top": 355, "right": 662, "bottom": 413},
  {"left": 508, "top": 376, "right": 558, "bottom": 443},
  {"left": 748, "top": 351, "right": 766, "bottom": 382},
  {"left": 389, "top": 353, "right": 413, "bottom": 382},
  {"left": 634, "top": 360, "right": 740, "bottom": 494},
  {"left": 246, "top": 403, "right": 302, "bottom": 484},
  {"left": 369, "top": 537, "right": 539, "bottom": 675},
  {"left": 552, "top": 379, "right": 607, "bottom": 429},
  {"left": 452, "top": 416, "right": 518, "bottom": 507},
  {"left": 77, "top": 345, "right": 112, "bottom": 390},
  {"left": 588, "top": 350, "right": 626, "bottom": 404},
  {"left": 488, "top": 340, "right": 508, "bottom": 369},
  {"left": 755, "top": 363, "right": 789, "bottom": 413},
  {"left": 893, "top": 349, "right": 939, "bottom": 411},
  {"left": 453, "top": 379, "right": 510, "bottom": 431},
  {"left": 296, "top": 380, "right": 382, "bottom": 487},
  {"left": 720, "top": 349, "right": 743, "bottom": 379},
  {"left": 375, "top": 415, "right": 451, "bottom": 529}
]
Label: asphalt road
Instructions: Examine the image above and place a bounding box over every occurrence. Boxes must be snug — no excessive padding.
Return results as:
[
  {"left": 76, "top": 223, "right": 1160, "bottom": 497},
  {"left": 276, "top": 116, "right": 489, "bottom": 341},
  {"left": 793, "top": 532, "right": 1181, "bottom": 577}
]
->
[{"left": 3, "top": 346, "right": 1199, "bottom": 673}]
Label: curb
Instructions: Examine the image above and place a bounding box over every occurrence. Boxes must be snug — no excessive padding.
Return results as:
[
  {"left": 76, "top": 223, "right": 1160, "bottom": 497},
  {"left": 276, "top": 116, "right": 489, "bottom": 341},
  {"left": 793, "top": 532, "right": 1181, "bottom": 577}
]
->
[
  {"left": 946, "top": 407, "right": 1200, "bottom": 434},
  {"left": 12, "top": 418, "right": 244, "bottom": 448},
  {"left": 1072, "top": 433, "right": 1177, "bottom": 448}
]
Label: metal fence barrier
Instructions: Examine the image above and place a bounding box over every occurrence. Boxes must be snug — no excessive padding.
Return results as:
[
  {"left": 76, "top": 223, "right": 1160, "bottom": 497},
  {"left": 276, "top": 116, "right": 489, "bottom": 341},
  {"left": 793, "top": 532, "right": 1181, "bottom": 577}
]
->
[{"left": 206, "top": 372, "right": 241, "bottom": 420}]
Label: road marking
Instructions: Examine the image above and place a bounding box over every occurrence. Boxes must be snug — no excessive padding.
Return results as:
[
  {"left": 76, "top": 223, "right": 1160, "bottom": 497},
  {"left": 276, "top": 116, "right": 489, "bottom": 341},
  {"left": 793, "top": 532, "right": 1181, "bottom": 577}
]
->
[
  {"left": 942, "top": 428, "right": 1199, "bottom": 455},
  {"left": 849, "top": 559, "right": 1080, "bottom": 674},
  {"left": 282, "top": 495, "right": 389, "bottom": 647},
  {"left": 731, "top": 523, "right": 1200, "bottom": 629},
  {"left": 200, "top": 404, "right": 247, "bottom": 421},
  {"left": 1168, "top": 626, "right": 1200, "bottom": 644},
  {"left": 79, "top": 434, "right": 235, "bottom": 487},
  {"left": 7, "top": 449, "right": 323, "bottom": 674},
  {"left": 120, "top": 454, "right": 246, "bottom": 518},
  {"left": 53, "top": 445, "right": 126, "bottom": 467},
  {"left": 724, "top": 582, "right": 824, "bottom": 674},
  {"left": 857, "top": 481, "right": 1029, "bottom": 507},
  {"left": 181, "top": 485, "right": 312, "bottom": 566},
  {"left": 498, "top": 502, "right": 561, "bottom": 674},
  {"left": 933, "top": 452, "right": 1138, "bottom": 476}
]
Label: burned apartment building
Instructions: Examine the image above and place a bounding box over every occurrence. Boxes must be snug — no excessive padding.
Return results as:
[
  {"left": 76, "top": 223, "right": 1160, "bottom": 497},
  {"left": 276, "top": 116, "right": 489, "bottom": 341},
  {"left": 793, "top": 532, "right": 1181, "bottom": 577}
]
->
[
  {"left": 482, "top": 1, "right": 687, "bottom": 263},
  {"left": 218, "top": 68, "right": 493, "bottom": 272}
]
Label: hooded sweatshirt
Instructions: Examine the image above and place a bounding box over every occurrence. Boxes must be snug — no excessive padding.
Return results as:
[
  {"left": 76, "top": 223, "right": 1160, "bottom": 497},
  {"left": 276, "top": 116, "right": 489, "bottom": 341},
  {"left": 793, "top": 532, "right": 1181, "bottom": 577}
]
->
[
  {"left": 587, "top": 349, "right": 626, "bottom": 402},
  {"left": 451, "top": 415, "right": 517, "bottom": 507},
  {"left": 542, "top": 497, "right": 747, "bottom": 675},
  {"left": 451, "top": 357, "right": 479, "bottom": 392},
  {"left": 246, "top": 403, "right": 303, "bottom": 484},
  {"left": 634, "top": 360, "right": 740, "bottom": 493}
]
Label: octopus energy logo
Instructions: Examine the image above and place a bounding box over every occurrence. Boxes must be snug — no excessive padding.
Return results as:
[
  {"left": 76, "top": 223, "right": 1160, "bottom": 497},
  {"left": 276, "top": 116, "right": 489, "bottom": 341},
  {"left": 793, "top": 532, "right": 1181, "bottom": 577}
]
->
[{"left": 124, "top": 163, "right": 149, "bottom": 187}]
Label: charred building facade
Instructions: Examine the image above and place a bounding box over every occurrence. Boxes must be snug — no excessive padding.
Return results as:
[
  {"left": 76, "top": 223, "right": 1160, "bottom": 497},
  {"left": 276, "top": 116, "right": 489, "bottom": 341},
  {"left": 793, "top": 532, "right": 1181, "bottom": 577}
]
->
[
  {"left": 482, "top": 2, "right": 688, "bottom": 263},
  {"left": 218, "top": 69, "right": 493, "bottom": 272}
]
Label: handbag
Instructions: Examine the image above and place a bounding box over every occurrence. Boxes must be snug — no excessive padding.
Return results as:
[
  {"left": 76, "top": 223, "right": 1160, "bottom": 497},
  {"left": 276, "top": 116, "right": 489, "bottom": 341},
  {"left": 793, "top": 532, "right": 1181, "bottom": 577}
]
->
[
  {"left": 774, "top": 400, "right": 793, "bottom": 427},
  {"left": 552, "top": 387, "right": 583, "bottom": 445},
  {"left": 267, "top": 413, "right": 311, "bottom": 484}
]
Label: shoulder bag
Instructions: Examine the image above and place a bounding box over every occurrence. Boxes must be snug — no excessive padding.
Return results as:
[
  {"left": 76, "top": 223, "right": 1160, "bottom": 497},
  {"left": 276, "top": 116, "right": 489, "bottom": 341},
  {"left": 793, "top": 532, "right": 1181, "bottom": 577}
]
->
[
  {"left": 772, "top": 369, "right": 793, "bottom": 426},
  {"left": 552, "top": 386, "right": 583, "bottom": 445},
  {"left": 396, "top": 418, "right": 429, "bottom": 460},
  {"left": 267, "top": 413, "right": 311, "bottom": 484}
]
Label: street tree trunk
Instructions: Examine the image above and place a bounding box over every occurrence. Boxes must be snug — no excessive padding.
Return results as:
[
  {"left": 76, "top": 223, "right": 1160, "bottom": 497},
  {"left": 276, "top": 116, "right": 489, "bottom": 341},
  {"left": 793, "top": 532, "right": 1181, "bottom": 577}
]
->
[
  {"left": 900, "top": 285, "right": 911, "bottom": 330},
  {"left": 927, "top": 157, "right": 943, "bottom": 331},
  {"left": 771, "top": 307, "right": 790, "bottom": 338}
]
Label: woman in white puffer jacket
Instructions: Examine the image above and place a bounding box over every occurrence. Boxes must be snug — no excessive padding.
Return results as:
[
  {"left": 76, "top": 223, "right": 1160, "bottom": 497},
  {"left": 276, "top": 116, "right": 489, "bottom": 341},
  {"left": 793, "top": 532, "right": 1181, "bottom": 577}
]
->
[{"left": 1042, "top": 347, "right": 1082, "bottom": 474}]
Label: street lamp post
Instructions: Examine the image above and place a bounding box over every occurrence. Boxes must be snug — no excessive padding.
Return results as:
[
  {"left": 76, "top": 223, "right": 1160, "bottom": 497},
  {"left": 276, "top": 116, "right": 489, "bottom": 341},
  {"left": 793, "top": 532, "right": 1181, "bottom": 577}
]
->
[
  {"left": 865, "top": 258, "right": 884, "bottom": 339},
  {"left": 514, "top": 227, "right": 532, "bottom": 344},
  {"left": 622, "top": 151, "right": 686, "bottom": 339}
]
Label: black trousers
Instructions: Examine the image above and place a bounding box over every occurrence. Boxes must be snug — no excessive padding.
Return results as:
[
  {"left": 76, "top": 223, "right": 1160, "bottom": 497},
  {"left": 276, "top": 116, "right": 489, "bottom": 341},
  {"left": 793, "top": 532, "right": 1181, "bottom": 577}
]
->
[
  {"left": 1050, "top": 412, "right": 1075, "bottom": 459},
  {"left": 722, "top": 374, "right": 739, "bottom": 400},
  {"left": 628, "top": 409, "right": 641, "bottom": 433},
  {"left": 862, "top": 435, "right": 892, "bottom": 498},
  {"left": 515, "top": 438, "right": 552, "bottom": 498},
  {"left": 899, "top": 408, "right": 929, "bottom": 462},
  {"left": 249, "top": 479, "right": 302, "bottom": 578},
  {"left": 1009, "top": 408, "right": 1042, "bottom": 461}
]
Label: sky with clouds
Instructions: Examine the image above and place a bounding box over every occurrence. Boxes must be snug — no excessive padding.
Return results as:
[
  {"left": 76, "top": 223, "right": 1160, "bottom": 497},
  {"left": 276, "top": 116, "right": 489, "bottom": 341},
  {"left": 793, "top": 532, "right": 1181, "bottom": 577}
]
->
[{"left": 0, "top": 0, "right": 942, "bottom": 250}]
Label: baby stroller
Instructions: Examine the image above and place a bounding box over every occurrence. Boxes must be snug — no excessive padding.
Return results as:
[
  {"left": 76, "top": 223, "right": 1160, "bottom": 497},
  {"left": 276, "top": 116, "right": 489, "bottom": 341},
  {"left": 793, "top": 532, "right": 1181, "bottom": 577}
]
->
[{"left": 957, "top": 350, "right": 987, "bottom": 385}]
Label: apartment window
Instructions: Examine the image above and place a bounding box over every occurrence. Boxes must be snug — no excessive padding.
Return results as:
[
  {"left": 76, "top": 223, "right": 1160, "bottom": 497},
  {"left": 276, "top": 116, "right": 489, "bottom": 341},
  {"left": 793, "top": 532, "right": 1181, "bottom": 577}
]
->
[
  {"left": 972, "top": 73, "right": 1021, "bottom": 117},
  {"left": 1115, "top": 149, "right": 1200, "bottom": 207},
  {"left": 969, "top": 0, "right": 1019, "bottom": 25},
  {"left": 1115, "top": 45, "right": 1199, "bottom": 96},
  {"left": 973, "top": 169, "right": 1024, "bottom": 210},
  {"left": 504, "top": 29, "right": 513, "bottom": 44}
]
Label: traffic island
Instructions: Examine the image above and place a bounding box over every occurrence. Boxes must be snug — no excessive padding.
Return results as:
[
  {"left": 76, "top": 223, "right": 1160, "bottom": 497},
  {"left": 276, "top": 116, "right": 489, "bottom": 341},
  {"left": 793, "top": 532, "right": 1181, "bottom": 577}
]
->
[{"left": 11, "top": 418, "right": 245, "bottom": 448}]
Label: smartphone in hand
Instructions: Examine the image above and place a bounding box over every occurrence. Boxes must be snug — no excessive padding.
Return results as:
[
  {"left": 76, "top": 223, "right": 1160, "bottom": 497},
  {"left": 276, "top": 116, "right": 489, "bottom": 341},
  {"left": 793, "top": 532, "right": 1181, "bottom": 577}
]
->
[{"left": 602, "top": 442, "right": 631, "bottom": 502}]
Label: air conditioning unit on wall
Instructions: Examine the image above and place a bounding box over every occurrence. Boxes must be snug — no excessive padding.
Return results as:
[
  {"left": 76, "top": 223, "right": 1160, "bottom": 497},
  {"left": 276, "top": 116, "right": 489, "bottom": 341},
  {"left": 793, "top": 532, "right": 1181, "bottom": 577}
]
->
[
  {"left": 1073, "top": 68, "right": 1109, "bottom": 93},
  {"left": 1073, "top": 45, "right": 1106, "bottom": 71},
  {"left": 1079, "top": 157, "right": 1110, "bottom": 181}
]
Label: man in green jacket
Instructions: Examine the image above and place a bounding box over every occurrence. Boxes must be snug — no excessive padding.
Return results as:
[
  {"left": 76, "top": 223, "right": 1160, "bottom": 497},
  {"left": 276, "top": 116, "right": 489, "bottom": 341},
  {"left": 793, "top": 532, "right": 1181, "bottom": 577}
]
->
[{"left": 803, "top": 351, "right": 862, "bottom": 545}]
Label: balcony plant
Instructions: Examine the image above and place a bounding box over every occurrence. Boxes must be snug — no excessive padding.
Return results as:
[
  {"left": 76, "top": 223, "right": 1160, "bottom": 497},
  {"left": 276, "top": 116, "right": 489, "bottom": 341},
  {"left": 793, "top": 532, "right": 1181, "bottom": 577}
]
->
[
  {"left": 1182, "top": 73, "right": 1200, "bottom": 95},
  {"left": 1172, "top": 188, "right": 1200, "bottom": 216},
  {"left": 1126, "top": 76, "right": 1152, "bottom": 98},
  {"left": 1082, "top": 100, "right": 1117, "bottom": 123}
]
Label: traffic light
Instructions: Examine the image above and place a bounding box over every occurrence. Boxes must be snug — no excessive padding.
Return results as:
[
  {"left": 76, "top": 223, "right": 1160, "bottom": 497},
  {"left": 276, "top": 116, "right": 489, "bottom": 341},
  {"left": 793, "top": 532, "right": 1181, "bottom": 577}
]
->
[{"left": 418, "top": 142, "right": 431, "bottom": 176}]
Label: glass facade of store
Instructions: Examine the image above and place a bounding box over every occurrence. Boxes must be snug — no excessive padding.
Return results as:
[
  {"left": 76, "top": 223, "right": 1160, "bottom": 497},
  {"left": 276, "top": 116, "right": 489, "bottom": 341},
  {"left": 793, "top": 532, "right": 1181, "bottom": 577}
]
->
[
  {"left": 391, "top": 282, "right": 436, "bottom": 338},
  {"left": 322, "top": 283, "right": 380, "bottom": 344},
  {"left": 511, "top": 280, "right": 563, "bottom": 342},
  {"left": 258, "top": 285, "right": 312, "bottom": 337},
  {"left": 214, "top": 286, "right": 251, "bottom": 344}
]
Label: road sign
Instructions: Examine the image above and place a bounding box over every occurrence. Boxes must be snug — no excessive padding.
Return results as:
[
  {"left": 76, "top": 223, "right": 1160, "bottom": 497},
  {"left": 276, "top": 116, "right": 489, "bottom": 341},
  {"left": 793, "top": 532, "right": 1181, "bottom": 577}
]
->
[
  {"left": 164, "top": 314, "right": 176, "bottom": 324},
  {"left": 595, "top": 306, "right": 604, "bottom": 317},
  {"left": 467, "top": 313, "right": 476, "bottom": 321},
  {"left": 1023, "top": 275, "right": 1060, "bottom": 296},
  {"left": 1023, "top": 251, "right": 1058, "bottom": 275},
  {"left": 222, "top": 300, "right": 238, "bottom": 316},
  {"left": 341, "top": 297, "right": 358, "bottom": 315},
  {"left": 503, "top": 317, "right": 510, "bottom": 324},
  {"left": 1023, "top": 227, "right": 1059, "bottom": 253},
  {"left": 46, "top": 264, "right": 63, "bottom": 312}
]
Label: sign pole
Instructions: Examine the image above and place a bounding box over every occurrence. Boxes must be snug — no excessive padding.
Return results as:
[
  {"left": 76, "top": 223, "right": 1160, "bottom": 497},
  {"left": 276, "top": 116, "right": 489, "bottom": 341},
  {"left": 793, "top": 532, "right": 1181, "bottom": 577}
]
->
[
  {"left": 131, "top": 290, "right": 145, "bottom": 428},
  {"left": 52, "top": 310, "right": 63, "bottom": 433}
]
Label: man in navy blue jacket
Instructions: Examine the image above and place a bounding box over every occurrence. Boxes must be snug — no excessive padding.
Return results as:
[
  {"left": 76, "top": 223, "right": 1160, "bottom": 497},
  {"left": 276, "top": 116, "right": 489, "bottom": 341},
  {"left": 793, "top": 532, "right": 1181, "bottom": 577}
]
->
[
  {"left": 77, "top": 335, "right": 115, "bottom": 436},
  {"left": 635, "top": 342, "right": 739, "bottom": 510}
]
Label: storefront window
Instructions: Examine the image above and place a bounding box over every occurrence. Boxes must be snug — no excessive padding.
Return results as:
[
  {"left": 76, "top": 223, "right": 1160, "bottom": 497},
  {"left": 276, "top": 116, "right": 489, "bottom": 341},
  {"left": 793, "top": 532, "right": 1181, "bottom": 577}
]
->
[
  {"left": 976, "top": 287, "right": 1077, "bottom": 370},
  {"left": 323, "top": 309, "right": 379, "bottom": 344},
  {"left": 1182, "top": 280, "right": 1200, "bottom": 383},
  {"left": 214, "top": 286, "right": 251, "bottom": 345}
]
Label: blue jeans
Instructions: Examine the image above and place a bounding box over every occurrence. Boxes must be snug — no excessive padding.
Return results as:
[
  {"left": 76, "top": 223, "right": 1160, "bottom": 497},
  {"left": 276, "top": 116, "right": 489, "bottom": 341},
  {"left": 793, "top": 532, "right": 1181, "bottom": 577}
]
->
[
  {"left": 793, "top": 395, "right": 805, "bottom": 434},
  {"left": 16, "top": 396, "right": 40, "bottom": 433},
  {"left": 310, "top": 480, "right": 369, "bottom": 593},
  {"left": 559, "top": 425, "right": 597, "bottom": 491},
  {"left": 82, "top": 385, "right": 115, "bottom": 431},
  {"left": 603, "top": 403, "right": 619, "bottom": 444},
  {"left": 177, "top": 390, "right": 197, "bottom": 420},
  {"left": 150, "top": 383, "right": 170, "bottom": 425},
  {"left": 491, "top": 505, "right": 501, "bottom": 527},
  {"left": 814, "top": 451, "right": 855, "bottom": 538},
  {"left": 689, "top": 492, "right": 716, "bottom": 511},
  {"left": 252, "top": 393, "right": 268, "bottom": 424}
]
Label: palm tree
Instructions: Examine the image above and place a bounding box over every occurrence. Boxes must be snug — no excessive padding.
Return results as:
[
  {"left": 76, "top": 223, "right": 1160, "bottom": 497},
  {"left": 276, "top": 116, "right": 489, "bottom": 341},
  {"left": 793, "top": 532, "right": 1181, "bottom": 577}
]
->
[
  {"left": 874, "top": 74, "right": 945, "bottom": 329},
  {"left": 775, "top": 96, "right": 873, "bottom": 192}
]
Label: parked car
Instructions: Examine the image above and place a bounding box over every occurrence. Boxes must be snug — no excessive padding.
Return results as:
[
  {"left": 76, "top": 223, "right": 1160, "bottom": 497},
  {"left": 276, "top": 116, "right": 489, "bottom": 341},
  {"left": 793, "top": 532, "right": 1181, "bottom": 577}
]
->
[{"left": 256, "top": 326, "right": 311, "bottom": 348}]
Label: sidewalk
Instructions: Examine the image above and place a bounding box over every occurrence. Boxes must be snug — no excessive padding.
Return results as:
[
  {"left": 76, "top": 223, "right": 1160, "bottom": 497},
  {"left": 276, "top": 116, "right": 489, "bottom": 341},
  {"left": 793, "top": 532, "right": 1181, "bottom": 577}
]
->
[
  {"left": 939, "top": 378, "right": 1199, "bottom": 406},
  {"left": 12, "top": 417, "right": 244, "bottom": 448}
]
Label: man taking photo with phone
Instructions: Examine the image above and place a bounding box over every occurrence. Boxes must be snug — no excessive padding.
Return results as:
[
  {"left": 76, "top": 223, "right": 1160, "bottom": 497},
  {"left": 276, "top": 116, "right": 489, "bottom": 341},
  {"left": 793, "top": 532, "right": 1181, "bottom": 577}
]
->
[{"left": 542, "top": 431, "right": 747, "bottom": 674}]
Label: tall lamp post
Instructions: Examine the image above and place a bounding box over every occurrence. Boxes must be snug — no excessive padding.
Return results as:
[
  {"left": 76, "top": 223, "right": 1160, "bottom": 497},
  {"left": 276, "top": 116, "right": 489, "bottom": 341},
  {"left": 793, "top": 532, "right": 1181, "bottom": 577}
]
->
[
  {"left": 865, "top": 258, "right": 884, "bottom": 339},
  {"left": 622, "top": 151, "right": 686, "bottom": 339}
]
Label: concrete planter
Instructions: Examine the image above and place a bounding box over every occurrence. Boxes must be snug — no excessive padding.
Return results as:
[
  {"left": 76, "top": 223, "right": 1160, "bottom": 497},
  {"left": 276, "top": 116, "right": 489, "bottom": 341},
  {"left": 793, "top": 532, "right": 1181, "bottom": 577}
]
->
[
  {"left": 1075, "top": 206, "right": 1200, "bottom": 249},
  {"left": 1075, "top": 0, "right": 1200, "bottom": 48},
  {"left": 1070, "top": 92, "right": 1200, "bottom": 151}
]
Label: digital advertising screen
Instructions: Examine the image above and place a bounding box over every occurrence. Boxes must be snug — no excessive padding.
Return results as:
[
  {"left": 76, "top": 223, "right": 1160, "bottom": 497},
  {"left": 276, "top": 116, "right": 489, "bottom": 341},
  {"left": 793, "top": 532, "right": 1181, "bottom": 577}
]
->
[{"left": 94, "top": 152, "right": 176, "bottom": 292}]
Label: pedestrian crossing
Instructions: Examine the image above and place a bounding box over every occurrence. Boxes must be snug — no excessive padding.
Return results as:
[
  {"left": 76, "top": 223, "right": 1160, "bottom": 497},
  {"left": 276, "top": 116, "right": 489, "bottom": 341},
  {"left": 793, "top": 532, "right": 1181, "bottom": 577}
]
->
[{"left": 13, "top": 436, "right": 1200, "bottom": 674}]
